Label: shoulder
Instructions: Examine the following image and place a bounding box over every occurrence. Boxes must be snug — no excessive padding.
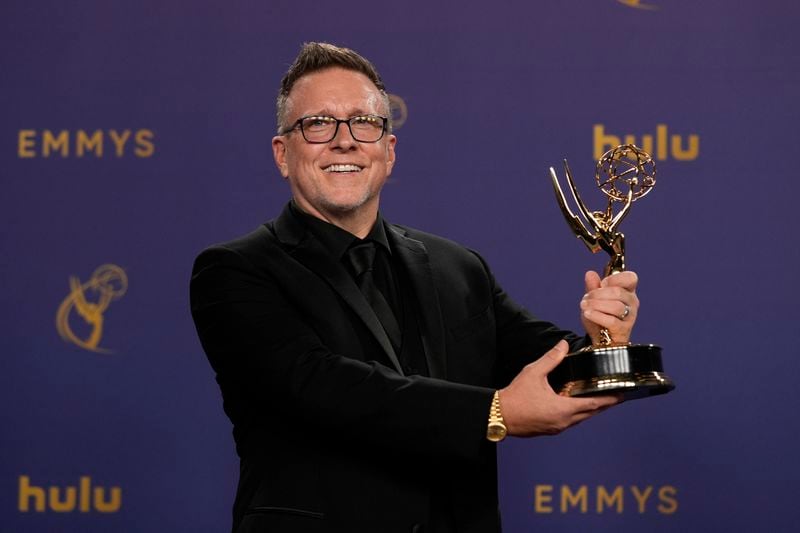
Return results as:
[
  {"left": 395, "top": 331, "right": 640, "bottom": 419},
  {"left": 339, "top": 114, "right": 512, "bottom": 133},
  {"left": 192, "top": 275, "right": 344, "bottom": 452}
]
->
[
  {"left": 192, "top": 222, "right": 282, "bottom": 275},
  {"left": 210, "top": 224, "right": 277, "bottom": 255},
  {"left": 193, "top": 202, "right": 305, "bottom": 268},
  {"left": 387, "top": 223, "right": 491, "bottom": 274}
]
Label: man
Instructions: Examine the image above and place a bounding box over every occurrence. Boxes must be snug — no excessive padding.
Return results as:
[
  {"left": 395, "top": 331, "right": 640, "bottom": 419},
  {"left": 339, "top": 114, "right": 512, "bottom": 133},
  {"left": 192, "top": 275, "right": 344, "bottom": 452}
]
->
[{"left": 190, "top": 42, "right": 637, "bottom": 533}]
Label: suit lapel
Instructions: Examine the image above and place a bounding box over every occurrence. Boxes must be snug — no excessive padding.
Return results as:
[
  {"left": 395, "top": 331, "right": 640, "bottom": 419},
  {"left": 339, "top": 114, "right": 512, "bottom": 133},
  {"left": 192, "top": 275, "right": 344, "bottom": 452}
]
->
[
  {"left": 387, "top": 224, "right": 447, "bottom": 379},
  {"left": 273, "top": 205, "right": 404, "bottom": 375}
]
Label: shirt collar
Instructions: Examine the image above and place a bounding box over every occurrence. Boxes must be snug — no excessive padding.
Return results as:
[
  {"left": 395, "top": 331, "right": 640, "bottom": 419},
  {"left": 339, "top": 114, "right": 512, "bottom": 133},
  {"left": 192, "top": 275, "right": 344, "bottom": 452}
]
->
[{"left": 289, "top": 201, "right": 391, "bottom": 259}]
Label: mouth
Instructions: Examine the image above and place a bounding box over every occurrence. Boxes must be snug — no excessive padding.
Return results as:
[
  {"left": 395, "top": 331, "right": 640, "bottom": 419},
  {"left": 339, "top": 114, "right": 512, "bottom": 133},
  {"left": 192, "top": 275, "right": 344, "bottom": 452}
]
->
[{"left": 323, "top": 164, "right": 363, "bottom": 173}]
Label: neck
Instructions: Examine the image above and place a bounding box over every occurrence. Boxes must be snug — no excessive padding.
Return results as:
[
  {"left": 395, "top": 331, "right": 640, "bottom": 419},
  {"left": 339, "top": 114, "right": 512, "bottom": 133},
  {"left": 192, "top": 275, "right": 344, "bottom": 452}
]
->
[{"left": 293, "top": 200, "right": 378, "bottom": 239}]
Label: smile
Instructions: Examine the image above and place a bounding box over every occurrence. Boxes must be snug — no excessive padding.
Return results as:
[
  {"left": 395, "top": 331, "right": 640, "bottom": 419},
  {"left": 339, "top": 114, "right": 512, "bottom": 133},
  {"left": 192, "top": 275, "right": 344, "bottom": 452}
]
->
[{"left": 323, "top": 164, "right": 363, "bottom": 173}]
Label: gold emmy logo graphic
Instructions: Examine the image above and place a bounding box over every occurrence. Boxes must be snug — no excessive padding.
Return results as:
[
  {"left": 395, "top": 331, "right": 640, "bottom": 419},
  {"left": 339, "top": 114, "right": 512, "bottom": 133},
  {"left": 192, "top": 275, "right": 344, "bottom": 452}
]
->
[
  {"left": 388, "top": 94, "right": 408, "bottom": 129},
  {"left": 534, "top": 484, "right": 678, "bottom": 515},
  {"left": 56, "top": 264, "right": 128, "bottom": 353},
  {"left": 17, "top": 129, "right": 155, "bottom": 158},
  {"left": 617, "top": 0, "right": 658, "bottom": 10}
]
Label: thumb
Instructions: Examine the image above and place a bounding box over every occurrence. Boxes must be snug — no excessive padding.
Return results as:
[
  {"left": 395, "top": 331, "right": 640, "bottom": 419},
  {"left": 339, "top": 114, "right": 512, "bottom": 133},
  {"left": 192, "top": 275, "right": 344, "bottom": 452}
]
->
[
  {"left": 584, "top": 270, "right": 601, "bottom": 294},
  {"left": 536, "top": 339, "right": 570, "bottom": 373}
]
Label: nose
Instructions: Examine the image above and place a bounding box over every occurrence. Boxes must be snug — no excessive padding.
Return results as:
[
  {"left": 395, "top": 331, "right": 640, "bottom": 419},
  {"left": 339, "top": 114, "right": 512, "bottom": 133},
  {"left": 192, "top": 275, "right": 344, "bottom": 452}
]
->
[{"left": 329, "top": 120, "right": 357, "bottom": 150}]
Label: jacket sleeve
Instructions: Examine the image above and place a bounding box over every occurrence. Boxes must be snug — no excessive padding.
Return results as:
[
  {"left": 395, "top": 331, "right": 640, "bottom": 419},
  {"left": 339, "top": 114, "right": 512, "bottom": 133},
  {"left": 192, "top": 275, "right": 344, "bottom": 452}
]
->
[
  {"left": 190, "top": 244, "right": 495, "bottom": 462},
  {"left": 472, "top": 251, "right": 589, "bottom": 387}
]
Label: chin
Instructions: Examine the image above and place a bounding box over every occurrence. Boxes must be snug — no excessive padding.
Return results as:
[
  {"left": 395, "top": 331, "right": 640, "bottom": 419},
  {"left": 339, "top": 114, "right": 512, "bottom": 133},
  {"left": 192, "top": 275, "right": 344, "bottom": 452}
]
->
[
  {"left": 320, "top": 200, "right": 369, "bottom": 215},
  {"left": 318, "top": 192, "right": 374, "bottom": 214}
]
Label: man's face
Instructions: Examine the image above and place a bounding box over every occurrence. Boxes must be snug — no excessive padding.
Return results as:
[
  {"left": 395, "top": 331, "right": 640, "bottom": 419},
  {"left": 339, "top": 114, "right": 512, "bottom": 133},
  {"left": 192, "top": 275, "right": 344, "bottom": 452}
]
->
[{"left": 272, "top": 67, "right": 396, "bottom": 224}]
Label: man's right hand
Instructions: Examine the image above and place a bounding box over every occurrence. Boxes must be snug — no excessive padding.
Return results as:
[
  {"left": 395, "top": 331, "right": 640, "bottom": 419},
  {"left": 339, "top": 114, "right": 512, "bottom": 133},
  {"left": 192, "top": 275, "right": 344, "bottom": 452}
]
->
[{"left": 498, "top": 340, "right": 621, "bottom": 437}]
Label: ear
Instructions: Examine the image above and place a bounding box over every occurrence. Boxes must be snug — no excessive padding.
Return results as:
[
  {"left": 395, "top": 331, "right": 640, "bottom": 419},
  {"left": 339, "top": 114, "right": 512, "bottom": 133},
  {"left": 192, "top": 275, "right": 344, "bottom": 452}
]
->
[
  {"left": 385, "top": 134, "right": 397, "bottom": 175},
  {"left": 272, "top": 136, "right": 289, "bottom": 178}
]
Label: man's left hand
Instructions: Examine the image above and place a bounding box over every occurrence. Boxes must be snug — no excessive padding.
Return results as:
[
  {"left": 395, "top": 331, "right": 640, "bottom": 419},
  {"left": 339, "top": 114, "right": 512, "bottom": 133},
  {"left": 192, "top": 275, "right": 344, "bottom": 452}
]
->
[{"left": 580, "top": 270, "right": 639, "bottom": 344}]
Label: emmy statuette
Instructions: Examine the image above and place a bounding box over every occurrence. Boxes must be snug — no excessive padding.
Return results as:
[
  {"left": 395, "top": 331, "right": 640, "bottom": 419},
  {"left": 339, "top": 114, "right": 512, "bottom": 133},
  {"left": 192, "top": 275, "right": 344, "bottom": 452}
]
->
[{"left": 547, "top": 144, "right": 675, "bottom": 400}]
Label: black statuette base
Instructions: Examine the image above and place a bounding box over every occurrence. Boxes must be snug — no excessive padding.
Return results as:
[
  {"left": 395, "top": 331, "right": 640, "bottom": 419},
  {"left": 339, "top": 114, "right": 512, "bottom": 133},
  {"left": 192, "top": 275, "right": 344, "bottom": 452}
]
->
[{"left": 548, "top": 344, "right": 675, "bottom": 401}]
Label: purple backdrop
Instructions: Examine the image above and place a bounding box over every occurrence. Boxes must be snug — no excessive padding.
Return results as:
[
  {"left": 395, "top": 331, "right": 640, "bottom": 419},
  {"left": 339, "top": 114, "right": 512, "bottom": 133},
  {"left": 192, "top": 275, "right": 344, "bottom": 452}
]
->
[{"left": 3, "top": 0, "right": 799, "bottom": 531}]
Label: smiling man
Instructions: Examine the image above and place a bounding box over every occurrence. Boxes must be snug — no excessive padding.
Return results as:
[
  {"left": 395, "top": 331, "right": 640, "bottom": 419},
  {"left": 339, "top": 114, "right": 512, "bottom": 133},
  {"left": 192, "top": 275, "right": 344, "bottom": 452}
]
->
[
  {"left": 273, "top": 66, "right": 396, "bottom": 238},
  {"left": 190, "top": 42, "right": 637, "bottom": 533}
]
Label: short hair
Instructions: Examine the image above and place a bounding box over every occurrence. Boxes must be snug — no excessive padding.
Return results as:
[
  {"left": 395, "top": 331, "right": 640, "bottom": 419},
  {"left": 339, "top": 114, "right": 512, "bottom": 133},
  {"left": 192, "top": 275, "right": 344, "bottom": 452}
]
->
[{"left": 276, "top": 42, "right": 392, "bottom": 133}]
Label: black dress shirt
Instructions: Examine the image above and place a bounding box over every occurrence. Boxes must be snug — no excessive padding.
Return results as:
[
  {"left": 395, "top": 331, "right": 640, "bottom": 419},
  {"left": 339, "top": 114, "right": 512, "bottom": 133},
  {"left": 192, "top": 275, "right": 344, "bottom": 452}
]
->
[{"left": 288, "top": 203, "right": 429, "bottom": 376}]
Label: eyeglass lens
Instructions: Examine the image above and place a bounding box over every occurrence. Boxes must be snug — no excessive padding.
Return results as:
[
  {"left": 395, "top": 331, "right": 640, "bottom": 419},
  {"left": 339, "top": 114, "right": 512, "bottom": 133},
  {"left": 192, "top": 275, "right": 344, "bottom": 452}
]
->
[{"left": 301, "top": 116, "right": 385, "bottom": 143}]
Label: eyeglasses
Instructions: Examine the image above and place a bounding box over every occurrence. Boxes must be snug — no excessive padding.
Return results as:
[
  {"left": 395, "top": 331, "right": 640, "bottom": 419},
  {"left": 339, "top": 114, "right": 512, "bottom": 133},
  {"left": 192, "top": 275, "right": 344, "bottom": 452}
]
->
[{"left": 282, "top": 115, "right": 388, "bottom": 143}]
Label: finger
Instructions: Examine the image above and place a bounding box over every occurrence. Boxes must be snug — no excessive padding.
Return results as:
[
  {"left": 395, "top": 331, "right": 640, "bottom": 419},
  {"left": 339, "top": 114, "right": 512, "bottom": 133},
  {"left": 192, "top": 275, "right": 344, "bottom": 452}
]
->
[
  {"left": 565, "top": 411, "right": 594, "bottom": 427},
  {"left": 564, "top": 403, "right": 615, "bottom": 427},
  {"left": 566, "top": 394, "right": 621, "bottom": 414},
  {"left": 566, "top": 406, "right": 614, "bottom": 428},
  {"left": 581, "top": 299, "right": 634, "bottom": 321},
  {"left": 583, "top": 285, "right": 637, "bottom": 304},
  {"left": 584, "top": 271, "right": 601, "bottom": 295},
  {"left": 535, "top": 339, "right": 569, "bottom": 373},
  {"left": 581, "top": 306, "right": 621, "bottom": 330},
  {"left": 600, "top": 271, "right": 638, "bottom": 291}
]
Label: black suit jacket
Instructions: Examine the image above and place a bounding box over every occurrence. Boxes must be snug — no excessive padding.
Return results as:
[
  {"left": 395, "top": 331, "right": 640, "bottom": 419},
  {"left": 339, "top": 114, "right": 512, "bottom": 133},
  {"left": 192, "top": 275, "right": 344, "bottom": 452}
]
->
[{"left": 190, "top": 204, "right": 583, "bottom": 533}]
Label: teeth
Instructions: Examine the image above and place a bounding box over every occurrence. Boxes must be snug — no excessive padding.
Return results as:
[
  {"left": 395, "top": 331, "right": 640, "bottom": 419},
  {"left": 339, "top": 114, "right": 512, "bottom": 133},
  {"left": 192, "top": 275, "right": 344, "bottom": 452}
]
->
[{"left": 325, "top": 164, "right": 362, "bottom": 172}]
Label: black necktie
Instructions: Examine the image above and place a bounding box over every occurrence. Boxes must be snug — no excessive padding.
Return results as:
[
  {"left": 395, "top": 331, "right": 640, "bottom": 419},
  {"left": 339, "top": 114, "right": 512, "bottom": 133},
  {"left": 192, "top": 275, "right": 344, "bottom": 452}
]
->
[{"left": 346, "top": 241, "right": 402, "bottom": 352}]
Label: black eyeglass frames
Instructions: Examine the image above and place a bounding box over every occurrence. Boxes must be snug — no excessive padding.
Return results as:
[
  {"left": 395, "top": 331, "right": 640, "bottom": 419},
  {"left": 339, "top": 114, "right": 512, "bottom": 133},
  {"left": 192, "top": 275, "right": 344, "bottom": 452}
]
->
[{"left": 281, "top": 115, "right": 388, "bottom": 143}]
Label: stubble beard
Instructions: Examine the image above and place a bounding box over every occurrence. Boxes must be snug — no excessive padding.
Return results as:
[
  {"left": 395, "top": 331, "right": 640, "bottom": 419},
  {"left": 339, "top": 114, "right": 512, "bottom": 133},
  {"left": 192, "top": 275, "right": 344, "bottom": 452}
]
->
[{"left": 315, "top": 186, "right": 376, "bottom": 219}]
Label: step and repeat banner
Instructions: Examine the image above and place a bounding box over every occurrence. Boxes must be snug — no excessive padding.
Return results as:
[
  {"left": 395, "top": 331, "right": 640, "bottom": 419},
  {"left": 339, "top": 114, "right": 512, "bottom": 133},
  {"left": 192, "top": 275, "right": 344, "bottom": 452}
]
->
[{"left": 2, "top": 1, "right": 799, "bottom": 531}]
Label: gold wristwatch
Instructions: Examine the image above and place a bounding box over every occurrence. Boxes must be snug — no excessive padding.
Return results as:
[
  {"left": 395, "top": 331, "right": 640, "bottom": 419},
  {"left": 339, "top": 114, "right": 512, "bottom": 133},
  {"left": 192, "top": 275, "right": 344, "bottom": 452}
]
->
[{"left": 486, "top": 390, "right": 507, "bottom": 442}]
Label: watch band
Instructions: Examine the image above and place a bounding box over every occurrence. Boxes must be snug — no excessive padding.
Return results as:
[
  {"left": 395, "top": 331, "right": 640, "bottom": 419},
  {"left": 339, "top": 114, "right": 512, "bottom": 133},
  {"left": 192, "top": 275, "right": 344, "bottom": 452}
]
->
[{"left": 486, "top": 390, "right": 507, "bottom": 442}]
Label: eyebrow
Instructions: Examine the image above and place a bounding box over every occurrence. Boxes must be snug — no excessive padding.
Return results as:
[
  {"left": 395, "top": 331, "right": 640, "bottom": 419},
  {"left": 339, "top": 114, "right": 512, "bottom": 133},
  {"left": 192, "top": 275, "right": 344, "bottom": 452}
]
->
[{"left": 304, "top": 109, "right": 370, "bottom": 118}]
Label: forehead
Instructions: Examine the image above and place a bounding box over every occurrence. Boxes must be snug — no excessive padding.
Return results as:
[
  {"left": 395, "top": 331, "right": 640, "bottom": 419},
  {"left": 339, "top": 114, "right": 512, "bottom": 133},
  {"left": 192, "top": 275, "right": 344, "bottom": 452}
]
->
[{"left": 286, "top": 67, "right": 384, "bottom": 118}]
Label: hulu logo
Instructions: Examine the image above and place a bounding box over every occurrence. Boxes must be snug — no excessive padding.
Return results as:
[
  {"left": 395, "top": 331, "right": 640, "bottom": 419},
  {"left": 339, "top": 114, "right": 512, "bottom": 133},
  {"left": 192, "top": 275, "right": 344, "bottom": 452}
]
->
[
  {"left": 594, "top": 124, "right": 699, "bottom": 161},
  {"left": 18, "top": 476, "right": 121, "bottom": 513}
]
